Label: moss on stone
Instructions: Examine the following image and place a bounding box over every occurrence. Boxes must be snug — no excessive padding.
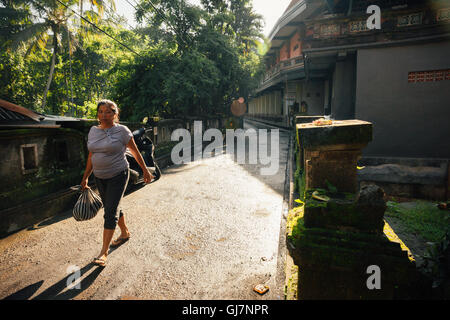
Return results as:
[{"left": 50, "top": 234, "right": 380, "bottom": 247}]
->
[
  {"left": 296, "top": 121, "right": 372, "bottom": 149},
  {"left": 293, "top": 151, "right": 302, "bottom": 194},
  {"left": 304, "top": 198, "right": 328, "bottom": 209},
  {"left": 286, "top": 206, "right": 305, "bottom": 247},
  {"left": 296, "top": 168, "right": 307, "bottom": 202},
  {"left": 292, "top": 227, "right": 413, "bottom": 273},
  {"left": 0, "top": 168, "right": 83, "bottom": 210},
  {"left": 302, "top": 188, "right": 386, "bottom": 233}
]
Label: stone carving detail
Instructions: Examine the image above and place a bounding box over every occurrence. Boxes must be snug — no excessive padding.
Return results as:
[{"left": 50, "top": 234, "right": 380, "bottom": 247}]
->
[
  {"left": 397, "top": 12, "right": 422, "bottom": 27},
  {"left": 349, "top": 20, "right": 369, "bottom": 33},
  {"left": 437, "top": 8, "right": 450, "bottom": 21}
]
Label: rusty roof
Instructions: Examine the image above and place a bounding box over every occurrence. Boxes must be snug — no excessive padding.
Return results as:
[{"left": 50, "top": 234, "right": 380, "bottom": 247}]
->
[
  {"left": 0, "top": 106, "right": 29, "bottom": 122},
  {"left": 0, "top": 99, "right": 44, "bottom": 122}
]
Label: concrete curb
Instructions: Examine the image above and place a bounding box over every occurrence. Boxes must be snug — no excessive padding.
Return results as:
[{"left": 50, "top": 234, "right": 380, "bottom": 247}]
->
[
  {"left": 244, "top": 117, "right": 291, "bottom": 131},
  {"left": 241, "top": 116, "right": 295, "bottom": 299},
  {"left": 276, "top": 129, "right": 294, "bottom": 300}
]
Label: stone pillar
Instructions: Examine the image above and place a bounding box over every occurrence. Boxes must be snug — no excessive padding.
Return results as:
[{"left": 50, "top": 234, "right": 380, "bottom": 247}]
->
[
  {"left": 264, "top": 94, "right": 268, "bottom": 115},
  {"left": 262, "top": 95, "right": 266, "bottom": 115},
  {"left": 290, "top": 119, "right": 426, "bottom": 299},
  {"left": 295, "top": 116, "right": 324, "bottom": 181},
  {"left": 270, "top": 92, "right": 275, "bottom": 115},
  {"left": 297, "top": 120, "right": 372, "bottom": 193},
  {"left": 275, "top": 91, "right": 281, "bottom": 115},
  {"left": 331, "top": 58, "right": 356, "bottom": 120},
  {"left": 259, "top": 96, "right": 262, "bottom": 115}
]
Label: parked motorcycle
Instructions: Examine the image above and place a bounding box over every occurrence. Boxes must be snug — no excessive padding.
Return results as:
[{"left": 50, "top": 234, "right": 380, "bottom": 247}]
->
[{"left": 126, "top": 127, "right": 161, "bottom": 186}]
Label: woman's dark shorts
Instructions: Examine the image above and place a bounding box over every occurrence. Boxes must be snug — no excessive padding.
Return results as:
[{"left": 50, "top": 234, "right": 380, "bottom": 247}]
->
[{"left": 94, "top": 169, "right": 129, "bottom": 230}]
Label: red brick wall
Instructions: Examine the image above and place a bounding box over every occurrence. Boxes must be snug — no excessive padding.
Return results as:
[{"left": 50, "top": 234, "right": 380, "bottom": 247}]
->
[
  {"left": 290, "top": 31, "right": 302, "bottom": 58},
  {"left": 280, "top": 41, "right": 290, "bottom": 61}
]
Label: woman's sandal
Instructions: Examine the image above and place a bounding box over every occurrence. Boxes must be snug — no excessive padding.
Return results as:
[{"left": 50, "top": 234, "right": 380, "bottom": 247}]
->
[
  {"left": 93, "top": 257, "right": 107, "bottom": 267},
  {"left": 110, "top": 235, "right": 130, "bottom": 248}
]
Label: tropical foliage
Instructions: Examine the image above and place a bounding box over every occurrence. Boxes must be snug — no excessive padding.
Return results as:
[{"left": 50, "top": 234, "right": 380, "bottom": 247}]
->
[{"left": 0, "top": 0, "right": 266, "bottom": 121}]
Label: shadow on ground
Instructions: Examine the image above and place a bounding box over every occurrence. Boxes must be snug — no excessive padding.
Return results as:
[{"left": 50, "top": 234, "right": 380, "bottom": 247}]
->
[
  {"left": 3, "top": 262, "right": 104, "bottom": 300},
  {"left": 27, "top": 211, "right": 73, "bottom": 232}
]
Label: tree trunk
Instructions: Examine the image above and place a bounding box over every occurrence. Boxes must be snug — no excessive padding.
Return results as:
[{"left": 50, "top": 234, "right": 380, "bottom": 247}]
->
[
  {"left": 42, "top": 32, "right": 58, "bottom": 111},
  {"left": 41, "top": 48, "right": 56, "bottom": 111},
  {"left": 79, "top": 0, "right": 84, "bottom": 28}
]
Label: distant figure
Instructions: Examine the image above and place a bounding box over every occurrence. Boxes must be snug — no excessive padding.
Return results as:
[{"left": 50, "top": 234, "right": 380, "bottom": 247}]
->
[
  {"left": 292, "top": 101, "right": 300, "bottom": 113},
  {"left": 80, "top": 99, "right": 154, "bottom": 267}
]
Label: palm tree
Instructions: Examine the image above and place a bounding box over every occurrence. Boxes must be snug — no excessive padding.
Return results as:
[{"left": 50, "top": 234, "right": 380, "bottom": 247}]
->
[
  {"left": 2, "top": 0, "right": 114, "bottom": 112},
  {"left": 229, "top": 0, "right": 263, "bottom": 55}
]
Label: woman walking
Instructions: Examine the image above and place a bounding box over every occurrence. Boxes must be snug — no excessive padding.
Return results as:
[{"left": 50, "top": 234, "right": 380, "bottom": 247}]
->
[{"left": 80, "top": 99, "right": 154, "bottom": 267}]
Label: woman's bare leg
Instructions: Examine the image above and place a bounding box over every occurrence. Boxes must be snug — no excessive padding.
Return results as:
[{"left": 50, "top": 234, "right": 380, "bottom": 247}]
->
[
  {"left": 96, "top": 228, "right": 115, "bottom": 261},
  {"left": 117, "top": 215, "right": 130, "bottom": 239}
]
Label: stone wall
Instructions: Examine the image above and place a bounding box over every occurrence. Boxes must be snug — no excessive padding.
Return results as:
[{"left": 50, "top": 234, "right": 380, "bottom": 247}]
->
[{"left": 0, "top": 128, "right": 86, "bottom": 210}]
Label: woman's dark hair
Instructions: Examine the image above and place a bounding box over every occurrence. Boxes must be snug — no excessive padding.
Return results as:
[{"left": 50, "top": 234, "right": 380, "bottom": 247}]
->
[{"left": 97, "top": 99, "right": 120, "bottom": 123}]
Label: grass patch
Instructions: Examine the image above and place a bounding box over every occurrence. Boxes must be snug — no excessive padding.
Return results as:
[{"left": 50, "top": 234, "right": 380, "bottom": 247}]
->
[{"left": 385, "top": 200, "right": 450, "bottom": 243}]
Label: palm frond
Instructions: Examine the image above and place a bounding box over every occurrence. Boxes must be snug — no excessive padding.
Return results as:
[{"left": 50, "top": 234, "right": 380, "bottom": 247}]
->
[
  {"left": 24, "top": 31, "right": 50, "bottom": 57},
  {"left": 10, "top": 21, "right": 49, "bottom": 51},
  {"left": 86, "top": 0, "right": 116, "bottom": 18},
  {"left": 60, "top": 23, "right": 80, "bottom": 54},
  {"left": 36, "top": 31, "right": 50, "bottom": 49},
  {"left": 0, "top": 7, "right": 30, "bottom": 20},
  {"left": 83, "top": 9, "right": 100, "bottom": 25}
]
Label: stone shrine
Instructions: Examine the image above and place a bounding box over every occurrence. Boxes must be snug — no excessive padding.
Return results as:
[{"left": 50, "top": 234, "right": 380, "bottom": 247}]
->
[{"left": 289, "top": 119, "right": 428, "bottom": 299}]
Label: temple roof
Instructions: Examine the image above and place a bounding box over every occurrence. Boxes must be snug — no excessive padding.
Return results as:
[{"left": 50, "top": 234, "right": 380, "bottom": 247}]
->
[{"left": 283, "top": 0, "right": 303, "bottom": 15}]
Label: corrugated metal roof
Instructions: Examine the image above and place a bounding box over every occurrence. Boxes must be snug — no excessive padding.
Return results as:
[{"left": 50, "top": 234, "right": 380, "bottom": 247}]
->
[
  {"left": 0, "top": 99, "right": 90, "bottom": 129},
  {"left": 0, "top": 99, "right": 44, "bottom": 122},
  {"left": 43, "top": 114, "right": 80, "bottom": 122},
  {"left": 0, "top": 106, "right": 30, "bottom": 122}
]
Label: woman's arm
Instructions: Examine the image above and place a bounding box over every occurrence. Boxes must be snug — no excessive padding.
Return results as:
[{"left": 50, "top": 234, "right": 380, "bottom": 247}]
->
[
  {"left": 127, "top": 137, "right": 154, "bottom": 183},
  {"left": 81, "top": 151, "right": 93, "bottom": 189}
]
